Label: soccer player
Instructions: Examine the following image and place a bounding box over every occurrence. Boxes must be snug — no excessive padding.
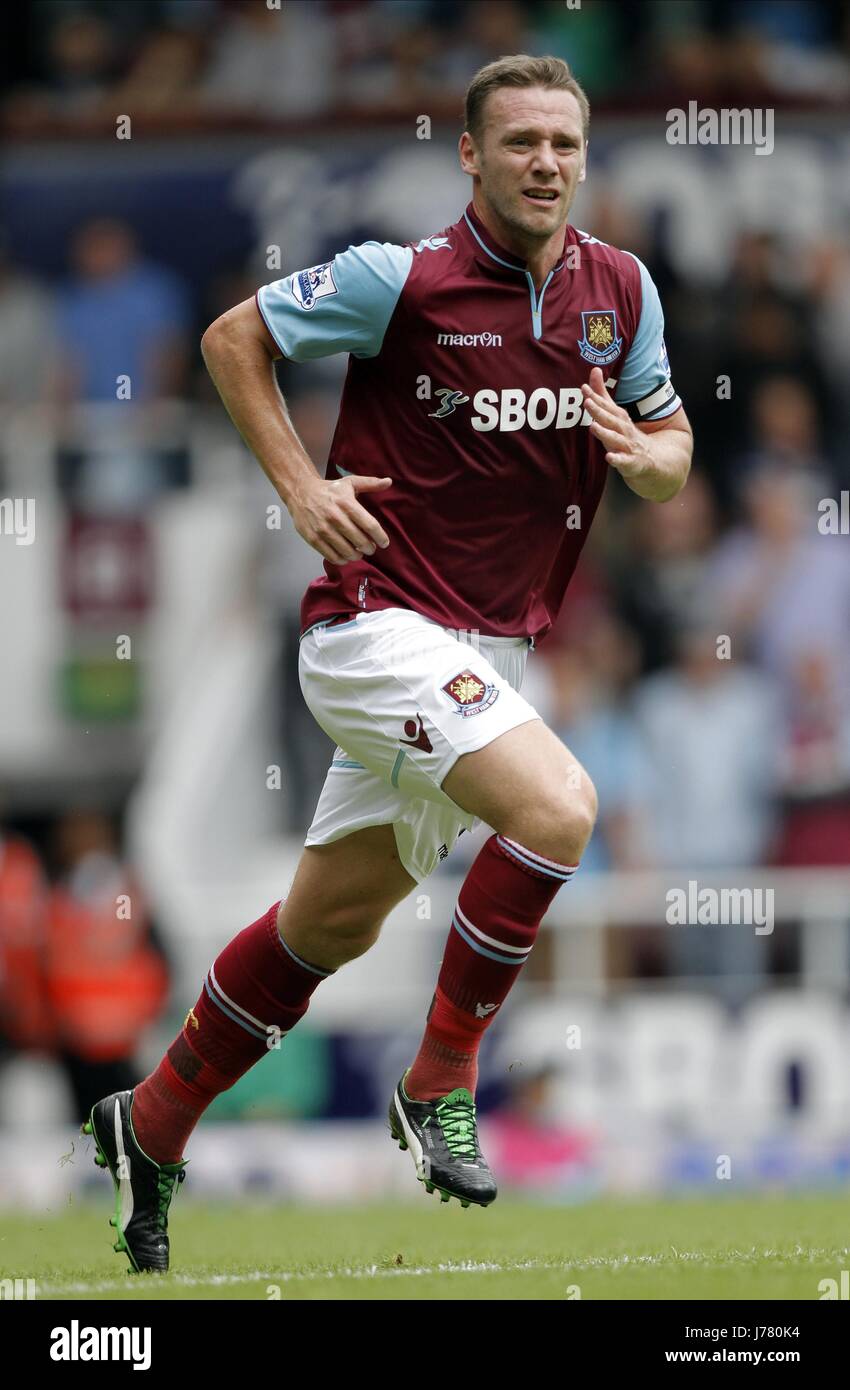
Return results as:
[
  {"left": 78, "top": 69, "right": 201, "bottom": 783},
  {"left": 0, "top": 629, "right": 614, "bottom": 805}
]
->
[{"left": 84, "top": 54, "right": 691, "bottom": 1272}]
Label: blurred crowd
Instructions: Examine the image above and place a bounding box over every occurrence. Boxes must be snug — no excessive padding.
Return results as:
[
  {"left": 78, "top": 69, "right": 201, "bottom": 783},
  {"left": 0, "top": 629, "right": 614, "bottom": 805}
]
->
[
  {"left": 5, "top": 0, "right": 850, "bottom": 133},
  {"left": 0, "top": 0, "right": 848, "bottom": 1022},
  {"left": 0, "top": 810, "right": 170, "bottom": 1121},
  {"left": 1, "top": 205, "right": 849, "bottom": 880}
]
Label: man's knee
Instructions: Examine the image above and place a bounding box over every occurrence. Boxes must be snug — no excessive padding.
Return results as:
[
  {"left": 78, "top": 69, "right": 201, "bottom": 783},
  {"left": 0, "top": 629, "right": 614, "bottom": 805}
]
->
[
  {"left": 565, "top": 773, "right": 598, "bottom": 855},
  {"left": 277, "top": 826, "right": 416, "bottom": 969},
  {"left": 278, "top": 897, "right": 383, "bottom": 966},
  {"left": 504, "top": 765, "right": 598, "bottom": 866},
  {"left": 442, "top": 721, "right": 599, "bottom": 866},
  {"left": 321, "top": 907, "right": 385, "bottom": 960}
]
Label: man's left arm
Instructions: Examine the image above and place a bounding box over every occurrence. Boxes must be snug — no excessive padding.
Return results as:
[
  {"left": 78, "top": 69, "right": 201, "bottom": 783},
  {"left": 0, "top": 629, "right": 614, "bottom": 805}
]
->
[
  {"left": 581, "top": 366, "right": 692, "bottom": 502},
  {"left": 584, "top": 254, "right": 692, "bottom": 501}
]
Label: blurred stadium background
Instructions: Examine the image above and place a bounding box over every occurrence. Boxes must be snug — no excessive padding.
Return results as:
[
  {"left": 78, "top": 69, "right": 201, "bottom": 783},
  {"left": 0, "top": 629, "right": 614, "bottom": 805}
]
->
[{"left": 1, "top": 0, "right": 850, "bottom": 1217}]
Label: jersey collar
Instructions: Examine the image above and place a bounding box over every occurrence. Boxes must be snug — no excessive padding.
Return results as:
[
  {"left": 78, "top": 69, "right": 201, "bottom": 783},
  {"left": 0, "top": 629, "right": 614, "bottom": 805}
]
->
[{"left": 460, "top": 201, "right": 568, "bottom": 277}]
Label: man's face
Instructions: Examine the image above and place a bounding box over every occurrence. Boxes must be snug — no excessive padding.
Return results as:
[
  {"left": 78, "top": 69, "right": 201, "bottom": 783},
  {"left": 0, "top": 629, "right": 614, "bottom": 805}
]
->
[{"left": 460, "top": 86, "right": 587, "bottom": 243}]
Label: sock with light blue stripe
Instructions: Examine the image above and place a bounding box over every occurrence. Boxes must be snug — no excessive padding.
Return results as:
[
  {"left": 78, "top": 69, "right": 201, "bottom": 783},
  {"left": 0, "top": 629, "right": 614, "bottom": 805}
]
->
[
  {"left": 132, "top": 900, "right": 332, "bottom": 1163},
  {"left": 406, "top": 833, "right": 576, "bottom": 1100}
]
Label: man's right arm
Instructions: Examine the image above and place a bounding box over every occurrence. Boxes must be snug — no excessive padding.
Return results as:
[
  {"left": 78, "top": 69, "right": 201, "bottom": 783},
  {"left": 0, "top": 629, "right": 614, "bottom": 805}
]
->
[{"left": 200, "top": 298, "right": 391, "bottom": 565}]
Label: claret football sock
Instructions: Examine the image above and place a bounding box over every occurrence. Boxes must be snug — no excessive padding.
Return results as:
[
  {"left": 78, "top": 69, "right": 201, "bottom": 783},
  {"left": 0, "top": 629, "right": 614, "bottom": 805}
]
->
[
  {"left": 131, "top": 900, "right": 333, "bottom": 1164},
  {"left": 405, "top": 833, "right": 578, "bottom": 1101}
]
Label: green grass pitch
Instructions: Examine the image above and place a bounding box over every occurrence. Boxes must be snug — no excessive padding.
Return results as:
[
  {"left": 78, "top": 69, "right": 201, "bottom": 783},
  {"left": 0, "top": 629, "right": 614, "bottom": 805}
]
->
[{"left": 2, "top": 1194, "right": 848, "bottom": 1299}]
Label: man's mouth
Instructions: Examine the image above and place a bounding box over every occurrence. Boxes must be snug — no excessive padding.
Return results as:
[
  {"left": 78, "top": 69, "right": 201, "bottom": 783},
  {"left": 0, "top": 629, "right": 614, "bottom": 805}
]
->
[{"left": 522, "top": 189, "right": 559, "bottom": 204}]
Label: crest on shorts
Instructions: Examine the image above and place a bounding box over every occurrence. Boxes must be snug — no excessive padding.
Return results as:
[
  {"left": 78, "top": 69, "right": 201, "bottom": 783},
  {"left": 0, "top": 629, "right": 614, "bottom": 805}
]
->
[
  {"left": 441, "top": 668, "right": 499, "bottom": 717},
  {"left": 577, "top": 309, "right": 622, "bottom": 366}
]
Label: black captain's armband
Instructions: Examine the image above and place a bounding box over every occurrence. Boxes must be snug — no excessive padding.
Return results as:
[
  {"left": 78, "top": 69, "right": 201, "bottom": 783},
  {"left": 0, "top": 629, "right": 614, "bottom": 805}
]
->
[{"left": 623, "top": 379, "right": 681, "bottom": 423}]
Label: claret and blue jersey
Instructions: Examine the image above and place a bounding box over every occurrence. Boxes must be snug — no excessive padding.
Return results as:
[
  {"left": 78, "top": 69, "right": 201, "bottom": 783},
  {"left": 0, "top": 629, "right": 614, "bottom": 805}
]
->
[{"left": 256, "top": 201, "right": 682, "bottom": 647}]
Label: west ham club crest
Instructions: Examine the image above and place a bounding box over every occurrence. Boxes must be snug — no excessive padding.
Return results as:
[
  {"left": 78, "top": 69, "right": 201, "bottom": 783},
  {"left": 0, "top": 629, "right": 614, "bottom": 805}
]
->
[
  {"left": 577, "top": 309, "right": 623, "bottom": 366},
  {"left": 441, "top": 669, "right": 499, "bottom": 717}
]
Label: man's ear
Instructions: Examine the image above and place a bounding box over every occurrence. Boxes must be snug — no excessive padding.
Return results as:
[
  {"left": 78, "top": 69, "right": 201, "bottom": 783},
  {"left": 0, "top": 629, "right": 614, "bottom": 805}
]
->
[
  {"left": 578, "top": 139, "right": 588, "bottom": 184},
  {"left": 458, "top": 130, "right": 478, "bottom": 177}
]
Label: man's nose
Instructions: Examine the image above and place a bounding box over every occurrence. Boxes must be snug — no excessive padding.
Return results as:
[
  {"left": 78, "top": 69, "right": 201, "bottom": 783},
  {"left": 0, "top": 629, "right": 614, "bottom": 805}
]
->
[{"left": 531, "top": 143, "right": 560, "bottom": 174}]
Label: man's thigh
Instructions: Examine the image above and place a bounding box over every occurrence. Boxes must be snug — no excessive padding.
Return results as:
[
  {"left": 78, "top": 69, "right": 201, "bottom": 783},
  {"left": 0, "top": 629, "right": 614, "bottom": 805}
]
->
[
  {"left": 298, "top": 608, "right": 538, "bottom": 810},
  {"left": 441, "top": 718, "right": 593, "bottom": 830},
  {"left": 282, "top": 823, "right": 417, "bottom": 940},
  {"left": 297, "top": 607, "right": 545, "bottom": 885}
]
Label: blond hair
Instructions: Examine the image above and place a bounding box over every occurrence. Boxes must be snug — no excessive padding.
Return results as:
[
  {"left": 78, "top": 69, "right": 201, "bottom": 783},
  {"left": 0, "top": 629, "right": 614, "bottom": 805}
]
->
[{"left": 464, "top": 54, "right": 590, "bottom": 143}]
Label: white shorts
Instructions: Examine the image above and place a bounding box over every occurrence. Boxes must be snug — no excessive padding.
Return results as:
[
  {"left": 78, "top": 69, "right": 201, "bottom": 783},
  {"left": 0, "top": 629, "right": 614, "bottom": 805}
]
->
[{"left": 298, "top": 607, "right": 540, "bottom": 883}]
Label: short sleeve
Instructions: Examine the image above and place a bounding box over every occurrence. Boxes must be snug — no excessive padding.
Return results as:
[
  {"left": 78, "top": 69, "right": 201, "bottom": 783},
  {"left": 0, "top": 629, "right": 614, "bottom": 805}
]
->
[
  {"left": 256, "top": 241, "right": 413, "bottom": 362},
  {"left": 614, "top": 255, "right": 682, "bottom": 422}
]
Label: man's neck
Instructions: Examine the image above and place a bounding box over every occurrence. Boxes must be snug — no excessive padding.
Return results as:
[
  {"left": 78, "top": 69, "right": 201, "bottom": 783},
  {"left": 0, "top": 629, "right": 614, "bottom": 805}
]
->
[{"left": 472, "top": 193, "right": 567, "bottom": 291}]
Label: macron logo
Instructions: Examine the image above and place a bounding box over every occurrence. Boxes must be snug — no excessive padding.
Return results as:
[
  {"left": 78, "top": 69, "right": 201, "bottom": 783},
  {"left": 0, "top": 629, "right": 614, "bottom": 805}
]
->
[
  {"left": 437, "top": 332, "right": 502, "bottom": 348},
  {"left": 51, "top": 1321, "right": 151, "bottom": 1371}
]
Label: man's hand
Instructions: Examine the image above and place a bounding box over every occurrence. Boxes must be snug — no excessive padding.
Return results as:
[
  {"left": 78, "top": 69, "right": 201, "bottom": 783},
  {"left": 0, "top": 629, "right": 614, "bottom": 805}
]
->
[
  {"left": 289, "top": 474, "right": 393, "bottom": 566},
  {"left": 200, "top": 298, "right": 394, "bottom": 563},
  {"left": 581, "top": 366, "right": 692, "bottom": 502},
  {"left": 581, "top": 367, "right": 652, "bottom": 477}
]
